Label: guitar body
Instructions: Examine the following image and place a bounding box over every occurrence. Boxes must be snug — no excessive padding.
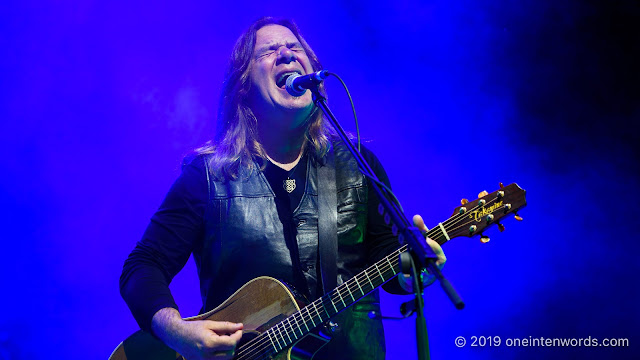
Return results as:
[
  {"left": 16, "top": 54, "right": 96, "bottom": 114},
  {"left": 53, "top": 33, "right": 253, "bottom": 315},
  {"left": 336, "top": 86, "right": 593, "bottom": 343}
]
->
[{"left": 109, "top": 277, "right": 330, "bottom": 360}]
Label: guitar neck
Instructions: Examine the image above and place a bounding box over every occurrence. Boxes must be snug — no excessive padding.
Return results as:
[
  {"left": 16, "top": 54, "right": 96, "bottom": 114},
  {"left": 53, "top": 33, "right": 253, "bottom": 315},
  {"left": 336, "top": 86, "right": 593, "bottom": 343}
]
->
[
  {"left": 313, "top": 222, "right": 450, "bottom": 321},
  {"left": 261, "top": 225, "right": 450, "bottom": 354},
  {"left": 248, "top": 183, "right": 526, "bottom": 357}
]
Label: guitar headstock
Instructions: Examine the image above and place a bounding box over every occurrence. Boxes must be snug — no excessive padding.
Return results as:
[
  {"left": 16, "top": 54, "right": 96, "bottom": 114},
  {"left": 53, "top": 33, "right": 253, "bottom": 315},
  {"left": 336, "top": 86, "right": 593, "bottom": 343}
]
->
[{"left": 446, "top": 183, "right": 527, "bottom": 242}]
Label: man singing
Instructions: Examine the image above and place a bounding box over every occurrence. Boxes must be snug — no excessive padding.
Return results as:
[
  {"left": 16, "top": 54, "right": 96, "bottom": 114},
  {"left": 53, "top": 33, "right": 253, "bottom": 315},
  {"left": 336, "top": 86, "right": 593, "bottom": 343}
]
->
[{"left": 120, "top": 17, "right": 446, "bottom": 360}]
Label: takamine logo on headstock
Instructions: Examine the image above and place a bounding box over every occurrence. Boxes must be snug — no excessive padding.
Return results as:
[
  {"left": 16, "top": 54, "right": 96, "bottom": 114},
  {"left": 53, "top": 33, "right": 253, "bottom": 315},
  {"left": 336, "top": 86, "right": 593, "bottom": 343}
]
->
[
  {"left": 447, "top": 182, "right": 527, "bottom": 243},
  {"left": 467, "top": 200, "right": 504, "bottom": 222}
]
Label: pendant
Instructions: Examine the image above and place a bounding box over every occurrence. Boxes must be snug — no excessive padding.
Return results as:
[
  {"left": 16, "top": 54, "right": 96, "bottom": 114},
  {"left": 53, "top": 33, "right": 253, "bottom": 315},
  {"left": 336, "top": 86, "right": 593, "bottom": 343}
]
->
[{"left": 284, "top": 178, "right": 296, "bottom": 193}]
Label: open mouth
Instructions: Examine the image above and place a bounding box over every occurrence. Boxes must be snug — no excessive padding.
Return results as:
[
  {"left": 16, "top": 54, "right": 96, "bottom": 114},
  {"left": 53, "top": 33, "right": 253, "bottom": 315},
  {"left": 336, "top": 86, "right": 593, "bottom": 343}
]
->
[{"left": 275, "top": 71, "right": 301, "bottom": 89}]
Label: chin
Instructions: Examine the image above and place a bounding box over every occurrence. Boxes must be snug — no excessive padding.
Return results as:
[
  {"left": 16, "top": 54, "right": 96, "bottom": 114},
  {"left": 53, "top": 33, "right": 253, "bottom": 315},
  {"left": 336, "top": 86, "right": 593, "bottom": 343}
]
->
[{"left": 281, "top": 95, "right": 313, "bottom": 111}]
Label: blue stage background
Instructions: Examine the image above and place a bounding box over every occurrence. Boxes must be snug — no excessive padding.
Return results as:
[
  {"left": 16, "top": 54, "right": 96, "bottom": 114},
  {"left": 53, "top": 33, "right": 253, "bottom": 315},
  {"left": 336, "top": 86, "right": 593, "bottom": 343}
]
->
[{"left": 1, "top": 1, "right": 638, "bottom": 359}]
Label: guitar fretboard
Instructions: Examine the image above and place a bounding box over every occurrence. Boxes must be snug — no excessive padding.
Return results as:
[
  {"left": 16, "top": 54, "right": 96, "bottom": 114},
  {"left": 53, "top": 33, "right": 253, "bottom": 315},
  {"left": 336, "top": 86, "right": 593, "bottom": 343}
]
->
[
  {"left": 230, "top": 184, "right": 524, "bottom": 360},
  {"left": 259, "top": 224, "right": 450, "bottom": 357}
]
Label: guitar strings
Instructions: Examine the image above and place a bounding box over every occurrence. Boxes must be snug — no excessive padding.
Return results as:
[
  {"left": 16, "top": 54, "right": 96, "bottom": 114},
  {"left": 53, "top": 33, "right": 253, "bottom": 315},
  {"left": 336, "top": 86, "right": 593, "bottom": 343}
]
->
[
  {"left": 234, "top": 202, "right": 497, "bottom": 360},
  {"left": 317, "top": 195, "right": 508, "bottom": 315},
  {"left": 234, "top": 200, "right": 496, "bottom": 360},
  {"left": 236, "top": 259, "right": 402, "bottom": 360},
  {"left": 234, "top": 250, "right": 403, "bottom": 360},
  {"left": 234, "top": 196, "right": 510, "bottom": 359},
  {"left": 234, "top": 241, "right": 402, "bottom": 357},
  {"left": 235, "top": 242, "right": 421, "bottom": 359},
  {"left": 235, "top": 241, "right": 413, "bottom": 357}
]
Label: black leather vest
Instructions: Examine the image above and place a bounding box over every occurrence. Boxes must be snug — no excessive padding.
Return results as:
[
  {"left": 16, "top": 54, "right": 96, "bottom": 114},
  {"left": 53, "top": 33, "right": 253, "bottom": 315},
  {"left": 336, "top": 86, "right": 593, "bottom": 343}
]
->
[{"left": 195, "top": 141, "right": 385, "bottom": 359}]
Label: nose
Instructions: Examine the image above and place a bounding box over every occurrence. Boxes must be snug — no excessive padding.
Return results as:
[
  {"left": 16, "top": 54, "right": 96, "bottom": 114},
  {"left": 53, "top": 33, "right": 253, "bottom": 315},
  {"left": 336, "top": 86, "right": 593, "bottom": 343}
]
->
[{"left": 276, "top": 46, "right": 296, "bottom": 64}]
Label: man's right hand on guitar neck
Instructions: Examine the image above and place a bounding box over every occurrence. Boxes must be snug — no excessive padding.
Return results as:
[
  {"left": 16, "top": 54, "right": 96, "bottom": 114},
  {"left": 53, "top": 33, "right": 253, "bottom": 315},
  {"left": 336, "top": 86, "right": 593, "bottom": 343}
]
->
[{"left": 151, "top": 307, "right": 243, "bottom": 360}]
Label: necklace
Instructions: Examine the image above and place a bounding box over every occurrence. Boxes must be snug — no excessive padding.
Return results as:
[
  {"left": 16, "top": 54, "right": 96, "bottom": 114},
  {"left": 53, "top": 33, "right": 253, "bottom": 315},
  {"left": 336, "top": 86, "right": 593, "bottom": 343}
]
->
[
  {"left": 265, "top": 151, "right": 305, "bottom": 194},
  {"left": 283, "top": 159, "right": 302, "bottom": 193},
  {"left": 284, "top": 174, "right": 296, "bottom": 193}
]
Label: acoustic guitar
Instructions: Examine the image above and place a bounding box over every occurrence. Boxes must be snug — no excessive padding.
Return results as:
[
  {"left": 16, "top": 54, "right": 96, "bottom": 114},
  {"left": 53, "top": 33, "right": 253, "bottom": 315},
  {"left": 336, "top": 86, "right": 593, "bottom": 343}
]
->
[{"left": 109, "top": 183, "right": 526, "bottom": 360}]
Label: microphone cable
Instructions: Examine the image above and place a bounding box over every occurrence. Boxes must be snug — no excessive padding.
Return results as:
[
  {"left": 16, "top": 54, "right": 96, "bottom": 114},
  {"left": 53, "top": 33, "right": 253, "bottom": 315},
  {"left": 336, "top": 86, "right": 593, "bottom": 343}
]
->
[
  {"left": 326, "top": 72, "right": 361, "bottom": 153},
  {"left": 326, "top": 72, "right": 404, "bottom": 214}
]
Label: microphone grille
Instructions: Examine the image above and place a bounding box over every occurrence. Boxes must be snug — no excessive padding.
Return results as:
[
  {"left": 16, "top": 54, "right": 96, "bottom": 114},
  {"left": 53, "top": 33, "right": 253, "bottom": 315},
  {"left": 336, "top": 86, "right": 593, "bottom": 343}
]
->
[{"left": 285, "top": 74, "right": 307, "bottom": 97}]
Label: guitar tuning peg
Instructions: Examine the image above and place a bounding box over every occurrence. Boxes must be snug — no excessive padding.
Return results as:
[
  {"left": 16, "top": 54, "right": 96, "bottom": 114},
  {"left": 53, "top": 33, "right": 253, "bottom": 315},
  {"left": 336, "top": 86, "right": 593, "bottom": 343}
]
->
[
  {"left": 497, "top": 223, "right": 505, "bottom": 232},
  {"left": 478, "top": 190, "right": 489, "bottom": 198},
  {"left": 514, "top": 212, "right": 523, "bottom": 221},
  {"left": 461, "top": 198, "right": 469, "bottom": 205},
  {"left": 499, "top": 182, "right": 504, "bottom": 189},
  {"left": 480, "top": 234, "right": 490, "bottom": 243}
]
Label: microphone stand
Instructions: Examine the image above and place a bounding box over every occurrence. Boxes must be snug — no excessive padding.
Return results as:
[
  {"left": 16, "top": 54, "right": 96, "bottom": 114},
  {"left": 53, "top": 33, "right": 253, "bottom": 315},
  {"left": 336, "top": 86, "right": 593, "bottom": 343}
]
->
[{"left": 310, "top": 87, "right": 464, "bottom": 360}]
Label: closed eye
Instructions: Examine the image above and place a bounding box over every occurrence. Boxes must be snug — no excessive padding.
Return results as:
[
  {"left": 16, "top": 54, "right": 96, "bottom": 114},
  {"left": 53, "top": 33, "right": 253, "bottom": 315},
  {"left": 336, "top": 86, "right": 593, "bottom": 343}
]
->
[
  {"left": 289, "top": 44, "right": 304, "bottom": 52},
  {"left": 257, "top": 51, "right": 275, "bottom": 59}
]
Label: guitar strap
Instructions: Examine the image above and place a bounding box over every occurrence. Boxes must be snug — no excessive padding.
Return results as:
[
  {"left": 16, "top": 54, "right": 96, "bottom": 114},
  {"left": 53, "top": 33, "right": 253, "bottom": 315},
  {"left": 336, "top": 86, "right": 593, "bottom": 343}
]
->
[{"left": 317, "top": 145, "right": 338, "bottom": 294}]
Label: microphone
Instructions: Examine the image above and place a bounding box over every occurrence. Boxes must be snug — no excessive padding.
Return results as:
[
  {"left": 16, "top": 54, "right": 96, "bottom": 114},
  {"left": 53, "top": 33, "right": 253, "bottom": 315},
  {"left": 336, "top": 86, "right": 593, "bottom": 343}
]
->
[{"left": 285, "top": 70, "right": 329, "bottom": 97}]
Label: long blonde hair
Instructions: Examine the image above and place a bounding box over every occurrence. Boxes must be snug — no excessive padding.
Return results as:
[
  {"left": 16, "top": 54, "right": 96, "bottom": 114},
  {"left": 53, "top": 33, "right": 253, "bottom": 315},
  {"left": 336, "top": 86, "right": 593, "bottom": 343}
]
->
[{"left": 197, "top": 17, "right": 335, "bottom": 180}]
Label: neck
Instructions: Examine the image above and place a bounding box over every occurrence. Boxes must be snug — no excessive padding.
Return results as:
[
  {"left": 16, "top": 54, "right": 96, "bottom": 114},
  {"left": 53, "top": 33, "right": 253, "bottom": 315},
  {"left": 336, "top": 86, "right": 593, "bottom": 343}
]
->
[
  {"left": 266, "top": 147, "right": 304, "bottom": 171},
  {"left": 258, "top": 122, "right": 307, "bottom": 167}
]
